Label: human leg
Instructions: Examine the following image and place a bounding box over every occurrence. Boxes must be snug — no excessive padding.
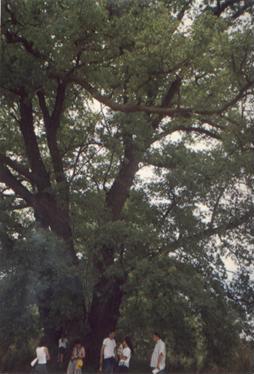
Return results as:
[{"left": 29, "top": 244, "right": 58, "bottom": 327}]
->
[{"left": 103, "top": 358, "right": 115, "bottom": 374}]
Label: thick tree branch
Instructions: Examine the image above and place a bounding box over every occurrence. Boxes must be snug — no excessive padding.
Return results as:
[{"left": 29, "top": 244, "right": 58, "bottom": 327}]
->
[
  {"left": 173, "top": 126, "right": 222, "bottom": 140},
  {"left": 38, "top": 84, "right": 67, "bottom": 185},
  {"left": 3, "top": 3, "right": 46, "bottom": 59},
  {"left": 71, "top": 76, "right": 191, "bottom": 117},
  {"left": 106, "top": 136, "right": 139, "bottom": 220},
  {"left": 70, "top": 76, "right": 254, "bottom": 118},
  {"left": 0, "top": 164, "right": 33, "bottom": 205},
  {"left": 38, "top": 82, "right": 66, "bottom": 130},
  {"left": 3, "top": 29, "right": 44, "bottom": 59},
  {"left": 195, "top": 82, "right": 254, "bottom": 116},
  {"left": 168, "top": 206, "right": 254, "bottom": 251},
  {"left": 19, "top": 96, "right": 50, "bottom": 191},
  {"left": 0, "top": 153, "right": 34, "bottom": 183},
  {"left": 37, "top": 91, "right": 51, "bottom": 125},
  {"left": 153, "top": 124, "right": 222, "bottom": 143},
  {"left": 161, "top": 76, "right": 182, "bottom": 108},
  {"left": 209, "top": 186, "right": 227, "bottom": 228},
  {"left": 68, "top": 144, "right": 83, "bottom": 177},
  {"left": 105, "top": 77, "right": 182, "bottom": 220},
  {"left": 210, "top": 0, "right": 254, "bottom": 17},
  {"left": 102, "top": 150, "right": 115, "bottom": 192},
  {"left": 51, "top": 82, "right": 66, "bottom": 129}
]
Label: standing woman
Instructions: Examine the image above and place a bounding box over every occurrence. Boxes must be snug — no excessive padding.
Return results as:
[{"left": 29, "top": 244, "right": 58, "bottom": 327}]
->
[
  {"left": 58, "top": 334, "right": 69, "bottom": 366},
  {"left": 118, "top": 337, "right": 133, "bottom": 373},
  {"left": 67, "top": 340, "right": 85, "bottom": 374},
  {"left": 35, "top": 337, "right": 50, "bottom": 374}
]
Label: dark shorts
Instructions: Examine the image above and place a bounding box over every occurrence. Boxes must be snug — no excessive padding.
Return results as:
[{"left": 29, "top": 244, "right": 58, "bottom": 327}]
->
[
  {"left": 103, "top": 357, "right": 116, "bottom": 374},
  {"left": 59, "top": 347, "right": 66, "bottom": 354},
  {"left": 34, "top": 364, "right": 47, "bottom": 374}
]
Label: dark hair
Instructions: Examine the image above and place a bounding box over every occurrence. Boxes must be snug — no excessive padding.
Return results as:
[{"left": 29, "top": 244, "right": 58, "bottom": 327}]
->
[
  {"left": 74, "top": 339, "right": 82, "bottom": 345},
  {"left": 153, "top": 332, "right": 161, "bottom": 339},
  {"left": 124, "top": 336, "right": 134, "bottom": 354}
]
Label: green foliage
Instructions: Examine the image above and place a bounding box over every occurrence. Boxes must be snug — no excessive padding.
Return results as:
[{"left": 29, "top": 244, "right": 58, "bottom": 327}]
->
[{"left": 118, "top": 254, "right": 242, "bottom": 370}]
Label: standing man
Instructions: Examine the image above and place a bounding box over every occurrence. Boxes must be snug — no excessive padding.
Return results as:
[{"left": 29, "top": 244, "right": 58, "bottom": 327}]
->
[
  {"left": 150, "top": 332, "right": 166, "bottom": 374},
  {"left": 35, "top": 337, "right": 50, "bottom": 374},
  {"left": 99, "top": 331, "right": 117, "bottom": 373}
]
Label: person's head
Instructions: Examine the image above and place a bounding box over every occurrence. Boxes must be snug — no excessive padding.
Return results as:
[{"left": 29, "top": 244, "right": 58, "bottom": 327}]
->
[
  {"left": 74, "top": 339, "right": 82, "bottom": 348},
  {"left": 152, "top": 332, "right": 161, "bottom": 342},
  {"left": 108, "top": 330, "right": 116, "bottom": 339},
  {"left": 123, "top": 336, "right": 134, "bottom": 353}
]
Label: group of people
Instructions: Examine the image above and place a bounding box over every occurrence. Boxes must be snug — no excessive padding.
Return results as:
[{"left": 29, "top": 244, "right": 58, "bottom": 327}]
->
[
  {"left": 32, "top": 331, "right": 166, "bottom": 374},
  {"left": 99, "top": 332, "right": 133, "bottom": 373}
]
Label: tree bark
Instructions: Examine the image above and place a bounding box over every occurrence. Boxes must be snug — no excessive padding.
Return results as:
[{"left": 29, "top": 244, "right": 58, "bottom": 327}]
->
[
  {"left": 87, "top": 275, "right": 125, "bottom": 365},
  {"left": 106, "top": 137, "right": 140, "bottom": 220}
]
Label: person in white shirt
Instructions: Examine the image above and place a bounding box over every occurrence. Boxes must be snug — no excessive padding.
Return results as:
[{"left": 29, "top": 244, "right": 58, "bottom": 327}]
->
[
  {"left": 35, "top": 337, "right": 50, "bottom": 374},
  {"left": 117, "top": 342, "right": 123, "bottom": 361},
  {"left": 58, "top": 334, "right": 68, "bottom": 365},
  {"left": 118, "top": 336, "right": 133, "bottom": 372},
  {"left": 150, "top": 332, "right": 166, "bottom": 374},
  {"left": 99, "top": 331, "right": 117, "bottom": 373}
]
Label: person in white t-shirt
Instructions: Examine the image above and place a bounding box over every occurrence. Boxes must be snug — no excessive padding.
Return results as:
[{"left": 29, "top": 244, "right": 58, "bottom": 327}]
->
[
  {"left": 99, "top": 331, "right": 117, "bottom": 373},
  {"left": 58, "top": 334, "right": 68, "bottom": 365},
  {"left": 150, "top": 332, "right": 166, "bottom": 374},
  {"left": 34, "top": 337, "right": 50, "bottom": 374},
  {"left": 118, "top": 336, "right": 133, "bottom": 373}
]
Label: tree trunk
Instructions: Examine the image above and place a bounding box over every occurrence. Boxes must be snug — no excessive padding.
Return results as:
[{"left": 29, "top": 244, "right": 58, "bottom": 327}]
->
[
  {"left": 86, "top": 137, "right": 139, "bottom": 365},
  {"left": 86, "top": 275, "right": 125, "bottom": 366}
]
